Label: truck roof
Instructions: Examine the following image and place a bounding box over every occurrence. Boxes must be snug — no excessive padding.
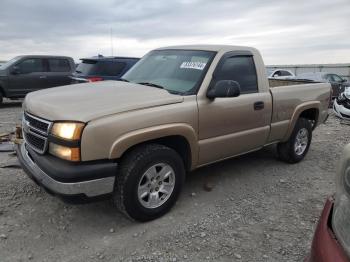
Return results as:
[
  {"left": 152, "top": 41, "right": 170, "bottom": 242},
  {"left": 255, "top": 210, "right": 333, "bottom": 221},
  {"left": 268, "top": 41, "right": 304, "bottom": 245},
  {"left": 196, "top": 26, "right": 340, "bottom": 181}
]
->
[{"left": 155, "top": 44, "right": 258, "bottom": 53}]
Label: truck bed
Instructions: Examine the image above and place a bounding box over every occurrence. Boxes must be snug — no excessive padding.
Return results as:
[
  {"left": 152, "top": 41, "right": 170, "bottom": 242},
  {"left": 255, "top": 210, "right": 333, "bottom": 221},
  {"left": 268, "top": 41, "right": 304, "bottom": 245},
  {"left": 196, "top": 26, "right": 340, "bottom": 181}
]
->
[
  {"left": 269, "top": 78, "right": 317, "bottom": 88},
  {"left": 268, "top": 80, "right": 331, "bottom": 143}
]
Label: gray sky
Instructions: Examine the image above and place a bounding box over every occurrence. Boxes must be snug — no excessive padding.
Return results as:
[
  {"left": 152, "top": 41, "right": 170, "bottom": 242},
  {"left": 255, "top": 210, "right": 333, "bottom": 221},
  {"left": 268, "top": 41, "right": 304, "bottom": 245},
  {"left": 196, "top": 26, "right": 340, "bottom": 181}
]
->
[{"left": 0, "top": 0, "right": 349, "bottom": 64}]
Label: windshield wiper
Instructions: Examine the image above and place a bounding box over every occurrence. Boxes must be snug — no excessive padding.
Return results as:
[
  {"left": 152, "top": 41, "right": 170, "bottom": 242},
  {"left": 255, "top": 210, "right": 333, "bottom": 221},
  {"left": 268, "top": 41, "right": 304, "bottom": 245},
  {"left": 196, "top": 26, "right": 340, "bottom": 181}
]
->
[
  {"left": 137, "top": 82, "right": 183, "bottom": 95},
  {"left": 137, "top": 82, "right": 165, "bottom": 90},
  {"left": 119, "top": 78, "right": 129, "bottom": 82},
  {"left": 75, "top": 70, "right": 82, "bottom": 73}
]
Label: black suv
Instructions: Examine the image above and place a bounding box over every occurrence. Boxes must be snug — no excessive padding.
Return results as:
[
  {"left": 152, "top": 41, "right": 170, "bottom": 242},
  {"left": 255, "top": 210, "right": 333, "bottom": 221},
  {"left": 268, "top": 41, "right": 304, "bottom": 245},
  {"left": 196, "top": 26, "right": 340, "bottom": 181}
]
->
[
  {"left": 0, "top": 55, "right": 75, "bottom": 105},
  {"left": 71, "top": 55, "right": 139, "bottom": 83}
]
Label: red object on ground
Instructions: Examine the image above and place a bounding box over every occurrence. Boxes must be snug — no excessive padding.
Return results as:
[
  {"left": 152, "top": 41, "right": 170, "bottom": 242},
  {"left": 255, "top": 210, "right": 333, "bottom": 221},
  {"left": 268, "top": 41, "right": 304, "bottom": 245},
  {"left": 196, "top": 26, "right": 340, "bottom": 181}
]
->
[{"left": 306, "top": 197, "right": 350, "bottom": 262}]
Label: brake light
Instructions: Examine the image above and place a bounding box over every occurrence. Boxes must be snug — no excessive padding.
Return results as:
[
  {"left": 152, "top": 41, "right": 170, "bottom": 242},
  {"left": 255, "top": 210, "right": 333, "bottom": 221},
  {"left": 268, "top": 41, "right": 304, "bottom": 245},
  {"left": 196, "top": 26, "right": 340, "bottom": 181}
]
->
[{"left": 87, "top": 77, "right": 103, "bottom": 82}]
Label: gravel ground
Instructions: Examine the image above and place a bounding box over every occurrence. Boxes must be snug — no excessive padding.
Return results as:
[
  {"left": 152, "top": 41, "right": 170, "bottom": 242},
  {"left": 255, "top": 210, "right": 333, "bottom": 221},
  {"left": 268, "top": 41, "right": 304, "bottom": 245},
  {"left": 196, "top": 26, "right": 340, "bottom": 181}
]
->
[{"left": 0, "top": 99, "right": 349, "bottom": 262}]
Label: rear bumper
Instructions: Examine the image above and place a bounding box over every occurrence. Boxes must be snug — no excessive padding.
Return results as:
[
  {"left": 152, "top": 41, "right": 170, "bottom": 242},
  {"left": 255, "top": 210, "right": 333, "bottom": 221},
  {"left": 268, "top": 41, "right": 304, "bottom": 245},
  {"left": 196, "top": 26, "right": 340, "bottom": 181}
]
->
[
  {"left": 306, "top": 197, "right": 349, "bottom": 262},
  {"left": 16, "top": 143, "right": 117, "bottom": 199}
]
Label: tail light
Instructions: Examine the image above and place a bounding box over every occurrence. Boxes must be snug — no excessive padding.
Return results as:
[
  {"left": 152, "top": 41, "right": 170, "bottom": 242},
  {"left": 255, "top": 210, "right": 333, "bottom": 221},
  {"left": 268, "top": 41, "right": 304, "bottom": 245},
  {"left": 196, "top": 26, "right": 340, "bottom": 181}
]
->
[{"left": 87, "top": 77, "right": 103, "bottom": 82}]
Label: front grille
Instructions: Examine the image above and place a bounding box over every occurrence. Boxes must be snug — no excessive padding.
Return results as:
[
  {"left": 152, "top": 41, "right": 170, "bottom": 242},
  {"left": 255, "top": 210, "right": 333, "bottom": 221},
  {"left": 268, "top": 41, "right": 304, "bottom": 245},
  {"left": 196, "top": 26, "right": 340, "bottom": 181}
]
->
[
  {"left": 24, "top": 132, "right": 46, "bottom": 152},
  {"left": 23, "top": 112, "right": 52, "bottom": 154},
  {"left": 24, "top": 112, "right": 51, "bottom": 135}
]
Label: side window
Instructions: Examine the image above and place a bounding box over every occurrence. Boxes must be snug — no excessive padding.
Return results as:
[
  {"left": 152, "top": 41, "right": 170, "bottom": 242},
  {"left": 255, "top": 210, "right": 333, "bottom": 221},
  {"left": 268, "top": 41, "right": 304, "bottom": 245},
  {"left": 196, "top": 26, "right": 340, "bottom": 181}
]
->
[
  {"left": 16, "top": 58, "right": 45, "bottom": 74},
  {"left": 48, "top": 59, "right": 71, "bottom": 72},
  {"left": 281, "top": 70, "right": 292, "bottom": 76},
  {"left": 273, "top": 71, "right": 282, "bottom": 77},
  {"left": 215, "top": 55, "right": 258, "bottom": 94},
  {"left": 326, "top": 74, "right": 335, "bottom": 82}
]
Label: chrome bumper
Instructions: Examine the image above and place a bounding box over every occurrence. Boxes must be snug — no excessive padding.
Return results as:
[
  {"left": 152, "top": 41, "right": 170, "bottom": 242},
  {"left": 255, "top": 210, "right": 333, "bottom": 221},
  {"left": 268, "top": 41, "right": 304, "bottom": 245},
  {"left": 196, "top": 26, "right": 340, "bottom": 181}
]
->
[{"left": 17, "top": 143, "right": 115, "bottom": 197}]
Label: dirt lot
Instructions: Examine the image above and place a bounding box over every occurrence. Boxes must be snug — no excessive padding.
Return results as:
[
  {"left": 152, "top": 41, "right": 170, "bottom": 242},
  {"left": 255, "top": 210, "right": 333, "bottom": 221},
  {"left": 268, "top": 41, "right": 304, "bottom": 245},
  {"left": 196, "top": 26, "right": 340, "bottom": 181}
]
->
[{"left": 0, "top": 99, "right": 348, "bottom": 262}]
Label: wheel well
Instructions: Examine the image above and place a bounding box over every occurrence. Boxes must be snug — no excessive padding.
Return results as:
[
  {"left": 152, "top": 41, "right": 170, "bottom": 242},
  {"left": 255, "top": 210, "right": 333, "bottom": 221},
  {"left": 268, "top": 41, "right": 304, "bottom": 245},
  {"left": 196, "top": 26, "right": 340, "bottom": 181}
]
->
[
  {"left": 122, "top": 135, "right": 192, "bottom": 171},
  {"left": 0, "top": 86, "right": 4, "bottom": 96},
  {"left": 299, "top": 108, "right": 319, "bottom": 129}
]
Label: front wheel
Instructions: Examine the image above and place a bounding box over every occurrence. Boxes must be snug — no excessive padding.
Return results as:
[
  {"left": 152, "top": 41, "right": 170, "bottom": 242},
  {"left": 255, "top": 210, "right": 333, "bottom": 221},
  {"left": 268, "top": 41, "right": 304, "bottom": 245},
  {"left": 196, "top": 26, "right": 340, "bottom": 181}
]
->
[
  {"left": 277, "top": 117, "right": 312, "bottom": 163},
  {"left": 113, "top": 144, "right": 185, "bottom": 221}
]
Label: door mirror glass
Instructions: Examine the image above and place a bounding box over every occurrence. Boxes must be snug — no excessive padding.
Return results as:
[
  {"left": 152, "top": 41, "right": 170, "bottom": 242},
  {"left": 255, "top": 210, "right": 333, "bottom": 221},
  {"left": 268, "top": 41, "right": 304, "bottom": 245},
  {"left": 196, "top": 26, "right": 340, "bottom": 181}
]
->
[{"left": 207, "top": 80, "right": 241, "bottom": 99}]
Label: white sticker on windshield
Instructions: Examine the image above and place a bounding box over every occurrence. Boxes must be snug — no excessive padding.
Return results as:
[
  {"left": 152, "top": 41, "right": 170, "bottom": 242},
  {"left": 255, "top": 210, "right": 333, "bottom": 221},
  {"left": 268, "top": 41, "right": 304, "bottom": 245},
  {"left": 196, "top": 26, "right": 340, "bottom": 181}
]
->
[{"left": 180, "top": 61, "right": 206, "bottom": 70}]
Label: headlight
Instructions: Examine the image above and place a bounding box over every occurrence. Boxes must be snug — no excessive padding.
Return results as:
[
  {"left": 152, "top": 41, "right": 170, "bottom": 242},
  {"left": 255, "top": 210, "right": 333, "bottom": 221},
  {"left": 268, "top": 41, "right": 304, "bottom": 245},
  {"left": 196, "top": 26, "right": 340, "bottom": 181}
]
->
[
  {"left": 51, "top": 122, "right": 85, "bottom": 140},
  {"left": 49, "top": 143, "right": 80, "bottom": 162}
]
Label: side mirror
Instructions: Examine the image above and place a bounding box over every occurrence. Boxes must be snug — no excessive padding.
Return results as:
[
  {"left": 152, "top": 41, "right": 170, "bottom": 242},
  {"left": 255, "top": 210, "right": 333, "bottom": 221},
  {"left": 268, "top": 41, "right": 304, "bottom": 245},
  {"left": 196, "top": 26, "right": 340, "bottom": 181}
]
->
[
  {"left": 11, "top": 66, "right": 20, "bottom": 75},
  {"left": 342, "top": 79, "right": 347, "bottom": 83},
  {"left": 207, "top": 80, "right": 241, "bottom": 99}
]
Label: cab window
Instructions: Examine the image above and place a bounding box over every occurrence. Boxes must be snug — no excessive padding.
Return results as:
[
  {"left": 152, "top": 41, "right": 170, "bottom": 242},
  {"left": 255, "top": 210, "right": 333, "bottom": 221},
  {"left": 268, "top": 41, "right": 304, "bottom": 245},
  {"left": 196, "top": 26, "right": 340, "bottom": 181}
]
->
[
  {"left": 16, "top": 58, "right": 45, "bottom": 74},
  {"left": 215, "top": 56, "right": 258, "bottom": 94},
  {"left": 48, "top": 59, "right": 71, "bottom": 72}
]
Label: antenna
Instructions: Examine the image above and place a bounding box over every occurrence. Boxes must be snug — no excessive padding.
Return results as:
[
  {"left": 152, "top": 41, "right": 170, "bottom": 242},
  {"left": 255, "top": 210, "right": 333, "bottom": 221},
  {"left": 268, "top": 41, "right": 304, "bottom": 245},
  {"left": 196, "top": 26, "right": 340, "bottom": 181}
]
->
[{"left": 110, "top": 28, "right": 114, "bottom": 56}]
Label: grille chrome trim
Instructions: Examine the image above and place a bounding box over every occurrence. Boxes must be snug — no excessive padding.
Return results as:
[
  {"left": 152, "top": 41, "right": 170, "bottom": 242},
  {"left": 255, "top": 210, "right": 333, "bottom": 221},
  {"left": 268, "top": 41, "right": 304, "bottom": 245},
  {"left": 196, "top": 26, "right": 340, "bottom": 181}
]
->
[
  {"left": 23, "top": 112, "right": 52, "bottom": 135},
  {"left": 22, "top": 112, "right": 52, "bottom": 154}
]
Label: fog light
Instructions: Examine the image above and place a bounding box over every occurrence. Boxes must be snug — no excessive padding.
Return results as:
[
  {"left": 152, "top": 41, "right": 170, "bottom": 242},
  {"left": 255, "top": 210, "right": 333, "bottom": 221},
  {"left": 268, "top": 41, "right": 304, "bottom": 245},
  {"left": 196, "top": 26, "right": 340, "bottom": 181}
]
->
[{"left": 49, "top": 143, "right": 80, "bottom": 161}]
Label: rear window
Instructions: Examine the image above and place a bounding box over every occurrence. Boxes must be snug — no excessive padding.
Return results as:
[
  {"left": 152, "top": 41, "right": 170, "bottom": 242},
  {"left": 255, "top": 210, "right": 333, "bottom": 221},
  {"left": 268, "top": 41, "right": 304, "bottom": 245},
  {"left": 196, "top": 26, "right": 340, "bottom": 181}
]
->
[
  {"left": 48, "top": 59, "right": 71, "bottom": 72},
  {"left": 76, "top": 60, "right": 126, "bottom": 76}
]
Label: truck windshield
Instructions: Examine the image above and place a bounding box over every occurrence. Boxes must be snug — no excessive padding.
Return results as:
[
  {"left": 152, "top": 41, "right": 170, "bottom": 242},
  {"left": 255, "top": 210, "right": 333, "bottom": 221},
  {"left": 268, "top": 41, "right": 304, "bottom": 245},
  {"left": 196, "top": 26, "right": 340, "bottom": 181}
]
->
[{"left": 122, "top": 50, "right": 216, "bottom": 95}]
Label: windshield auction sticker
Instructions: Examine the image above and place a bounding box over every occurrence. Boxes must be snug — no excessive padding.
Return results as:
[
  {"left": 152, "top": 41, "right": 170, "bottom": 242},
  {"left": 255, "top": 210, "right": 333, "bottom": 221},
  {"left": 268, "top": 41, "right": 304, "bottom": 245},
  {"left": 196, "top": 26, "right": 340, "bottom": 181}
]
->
[{"left": 180, "top": 61, "right": 206, "bottom": 70}]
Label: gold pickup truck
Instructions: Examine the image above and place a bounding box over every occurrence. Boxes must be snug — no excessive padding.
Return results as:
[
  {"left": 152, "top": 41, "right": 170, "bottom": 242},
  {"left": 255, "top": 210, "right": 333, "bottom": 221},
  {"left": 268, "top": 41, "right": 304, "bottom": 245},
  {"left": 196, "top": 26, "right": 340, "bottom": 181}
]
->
[{"left": 16, "top": 45, "right": 331, "bottom": 221}]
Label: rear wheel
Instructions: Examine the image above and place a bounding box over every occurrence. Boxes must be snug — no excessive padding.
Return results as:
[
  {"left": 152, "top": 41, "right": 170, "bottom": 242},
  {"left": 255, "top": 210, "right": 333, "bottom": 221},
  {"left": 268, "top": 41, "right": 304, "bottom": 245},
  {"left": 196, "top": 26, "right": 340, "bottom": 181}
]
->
[
  {"left": 277, "top": 117, "right": 312, "bottom": 163},
  {"left": 113, "top": 144, "right": 185, "bottom": 221}
]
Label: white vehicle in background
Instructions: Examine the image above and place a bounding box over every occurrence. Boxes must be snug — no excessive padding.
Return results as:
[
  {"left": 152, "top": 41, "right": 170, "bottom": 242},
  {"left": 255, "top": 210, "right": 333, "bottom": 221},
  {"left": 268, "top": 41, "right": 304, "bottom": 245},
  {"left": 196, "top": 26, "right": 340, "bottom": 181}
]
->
[
  {"left": 267, "top": 69, "right": 295, "bottom": 79},
  {"left": 333, "top": 87, "right": 350, "bottom": 121}
]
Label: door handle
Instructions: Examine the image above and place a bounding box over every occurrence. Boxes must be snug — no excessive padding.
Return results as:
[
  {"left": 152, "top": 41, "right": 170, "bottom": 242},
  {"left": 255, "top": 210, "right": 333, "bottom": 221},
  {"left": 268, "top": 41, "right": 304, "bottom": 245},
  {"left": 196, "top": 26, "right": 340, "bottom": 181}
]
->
[
  {"left": 254, "top": 101, "right": 264, "bottom": 110},
  {"left": 39, "top": 76, "right": 47, "bottom": 79}
]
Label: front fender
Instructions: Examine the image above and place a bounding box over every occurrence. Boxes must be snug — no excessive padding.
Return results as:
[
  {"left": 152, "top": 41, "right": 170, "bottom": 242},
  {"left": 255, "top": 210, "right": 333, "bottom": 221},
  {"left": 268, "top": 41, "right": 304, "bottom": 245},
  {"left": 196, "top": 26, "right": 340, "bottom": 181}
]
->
[{"left": 109, "top": 123, "right": 198, "bottom": 169}]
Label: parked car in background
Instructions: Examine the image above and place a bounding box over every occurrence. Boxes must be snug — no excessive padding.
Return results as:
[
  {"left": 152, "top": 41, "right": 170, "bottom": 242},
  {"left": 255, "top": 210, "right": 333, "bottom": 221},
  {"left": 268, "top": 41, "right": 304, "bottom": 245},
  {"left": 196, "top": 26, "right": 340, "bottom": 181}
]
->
[
  {"left": 0, "top": 55, "right": 75, "bottom": 105},
  {"left": 306, "top": 144, "right": 350, "bottom": 262},
  {"left": 296, "top": 72, "right": 349, "bottom": 98},
  {"left": 267, "top": 69, "right": 295, "bottom": 78},
  {"left": 71, "top": 55, "right": 139, "bottom": 83},
  {"left": 17, "top": 45, "right": 330, "bottom": 221},
  {"left": 333, "top": 87, "right": 350, "bottom": 120}
]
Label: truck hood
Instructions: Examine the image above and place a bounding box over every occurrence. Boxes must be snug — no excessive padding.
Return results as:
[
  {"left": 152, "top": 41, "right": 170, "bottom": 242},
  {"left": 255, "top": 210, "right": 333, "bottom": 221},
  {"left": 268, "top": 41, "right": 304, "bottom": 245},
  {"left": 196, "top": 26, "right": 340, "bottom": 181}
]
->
[{"left": 24, "top": 81, "right": 184, "bottom": 122}]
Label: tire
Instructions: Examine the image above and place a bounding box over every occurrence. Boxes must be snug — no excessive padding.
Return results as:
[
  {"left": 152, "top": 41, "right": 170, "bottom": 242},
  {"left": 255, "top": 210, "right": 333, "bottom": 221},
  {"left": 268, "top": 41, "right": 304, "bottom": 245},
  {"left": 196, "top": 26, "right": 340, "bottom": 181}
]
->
[
  {"left": 0, "top": 92, "right": 3, "bottom": 105},
  {"left": 113, "top": 144, "right": 186, "bottom": 222},
  {"left": 277, "top": 117, "right": 312, "bottom": 164}
]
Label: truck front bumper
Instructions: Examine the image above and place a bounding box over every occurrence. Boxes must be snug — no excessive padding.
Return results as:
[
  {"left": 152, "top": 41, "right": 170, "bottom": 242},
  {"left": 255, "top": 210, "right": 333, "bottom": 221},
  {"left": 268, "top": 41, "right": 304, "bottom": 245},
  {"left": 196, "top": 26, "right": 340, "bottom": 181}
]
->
[{"left": 16, "top": 143, "right": 117, "bottom": 200}]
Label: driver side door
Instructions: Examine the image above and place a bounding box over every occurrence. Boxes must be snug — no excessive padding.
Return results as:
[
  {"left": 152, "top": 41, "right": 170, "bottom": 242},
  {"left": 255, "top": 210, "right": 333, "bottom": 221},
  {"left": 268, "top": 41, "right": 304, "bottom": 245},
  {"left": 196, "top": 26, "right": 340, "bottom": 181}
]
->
[
  {"left": 197, "top": 52, "right": 272, "bottom": 165},
  {"left": 8, "top": 58, "right": 47, "bottom": 97}
]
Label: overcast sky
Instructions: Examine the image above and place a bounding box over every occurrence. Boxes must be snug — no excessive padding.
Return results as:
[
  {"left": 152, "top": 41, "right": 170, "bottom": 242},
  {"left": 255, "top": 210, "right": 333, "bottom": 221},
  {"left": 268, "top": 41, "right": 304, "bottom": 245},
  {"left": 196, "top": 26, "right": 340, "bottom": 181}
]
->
[{"left": 0, "top": 0, "right": 349, "bottom": 64}]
